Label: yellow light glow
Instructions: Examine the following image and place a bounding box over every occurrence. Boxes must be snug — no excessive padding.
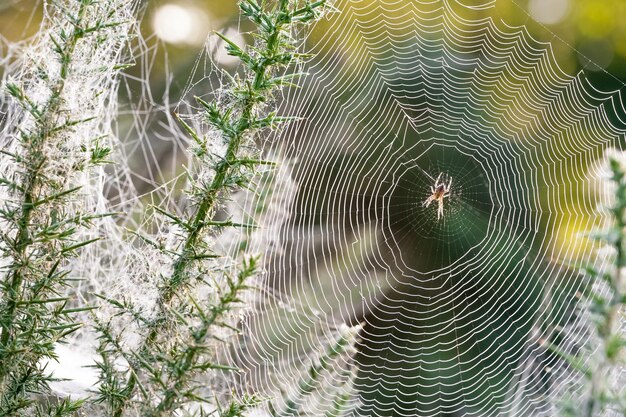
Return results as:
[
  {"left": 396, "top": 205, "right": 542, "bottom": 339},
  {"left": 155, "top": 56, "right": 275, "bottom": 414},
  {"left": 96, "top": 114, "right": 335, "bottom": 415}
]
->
[
  {"left": 528, "top": 0, "right": 569, "bottom": 25},
  {"left": 152, "top": 3, "right": 208, "bottom": 45}
]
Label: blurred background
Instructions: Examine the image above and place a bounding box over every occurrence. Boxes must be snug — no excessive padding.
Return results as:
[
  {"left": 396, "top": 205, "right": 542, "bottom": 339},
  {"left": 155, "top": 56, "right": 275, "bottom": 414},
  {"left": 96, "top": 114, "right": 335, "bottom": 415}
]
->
[
  {"left": 4, "top": 0, "right": 626, "bottom": 87},
  {"left": 2, "top": 0, "right": 626, "bottom": 85},
  {"left": 2, "top": 1, "right": 625, "bottom": 416}
]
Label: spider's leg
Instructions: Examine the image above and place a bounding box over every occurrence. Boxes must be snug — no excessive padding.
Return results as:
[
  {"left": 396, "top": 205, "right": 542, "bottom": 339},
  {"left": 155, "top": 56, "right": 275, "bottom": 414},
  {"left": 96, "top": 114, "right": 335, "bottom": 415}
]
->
[
  {"left": 435, "top": 172, "right": 442, "bottom": 186},
  {"left": 431, "top": 186, "right": 435, "bottom": 194},
  {"left": 423, "top": 196, "right": 433, "bottom": 207},
  {"left": 443, "top": 192, "right": 450, "bottom": 198},
  {"left": 447, "top": 177, "right": 452, "bottom": 189},
  {"left": 438, "top": 199, "right": 444, "bottom": 220}
]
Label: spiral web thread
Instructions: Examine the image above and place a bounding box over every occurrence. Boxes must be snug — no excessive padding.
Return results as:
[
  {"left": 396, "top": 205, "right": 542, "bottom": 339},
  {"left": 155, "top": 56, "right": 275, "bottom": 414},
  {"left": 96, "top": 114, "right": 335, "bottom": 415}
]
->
[{"left": 232, "top": 0, "right": 626, "bottom": 416}]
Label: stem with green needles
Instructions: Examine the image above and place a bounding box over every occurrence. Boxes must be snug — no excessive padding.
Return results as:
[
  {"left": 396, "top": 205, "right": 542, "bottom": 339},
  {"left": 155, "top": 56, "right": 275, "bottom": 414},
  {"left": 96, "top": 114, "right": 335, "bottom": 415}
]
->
[{"left": 95, "top": 1, "right": 332, "bottom": 415}]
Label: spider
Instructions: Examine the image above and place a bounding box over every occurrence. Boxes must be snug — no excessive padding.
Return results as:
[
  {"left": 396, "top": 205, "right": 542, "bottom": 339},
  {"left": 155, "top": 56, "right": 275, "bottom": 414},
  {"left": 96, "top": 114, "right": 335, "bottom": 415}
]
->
[{"left": 422, "top": 173, "right": 452, "bottom": 220}]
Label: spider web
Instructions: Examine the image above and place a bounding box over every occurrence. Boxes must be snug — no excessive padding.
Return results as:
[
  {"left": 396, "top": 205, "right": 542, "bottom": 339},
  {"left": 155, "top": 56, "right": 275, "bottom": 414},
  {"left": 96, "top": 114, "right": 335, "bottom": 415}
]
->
[
  {"left": 3, "top": 0, "right": 625, "bottom": 415},
  {"left": 233, "top": 0, "right": 626, "bottom": 416}
]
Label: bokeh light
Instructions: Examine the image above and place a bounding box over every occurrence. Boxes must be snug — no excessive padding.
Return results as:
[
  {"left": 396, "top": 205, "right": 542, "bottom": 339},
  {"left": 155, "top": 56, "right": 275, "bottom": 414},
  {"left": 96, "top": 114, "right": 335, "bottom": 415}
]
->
[
  {"left": 152, "top": 3, "right": 209, "bottom": 45},
  {"left": 528, "top": 0, "right": 569, "bottom": 25}
]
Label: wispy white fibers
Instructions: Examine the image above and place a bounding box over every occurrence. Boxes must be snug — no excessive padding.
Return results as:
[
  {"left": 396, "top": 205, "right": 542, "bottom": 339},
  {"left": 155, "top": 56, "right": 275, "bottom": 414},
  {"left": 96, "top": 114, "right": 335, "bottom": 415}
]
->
[{"left": 0, "top": 0, "right": 139, "bottom": 400}]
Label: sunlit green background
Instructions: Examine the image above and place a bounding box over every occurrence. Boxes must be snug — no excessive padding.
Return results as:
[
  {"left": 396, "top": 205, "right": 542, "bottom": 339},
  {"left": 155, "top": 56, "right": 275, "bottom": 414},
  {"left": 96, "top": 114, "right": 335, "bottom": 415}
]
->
[{"left": 3, "top": 0, "right": 626, "bottom": 86}]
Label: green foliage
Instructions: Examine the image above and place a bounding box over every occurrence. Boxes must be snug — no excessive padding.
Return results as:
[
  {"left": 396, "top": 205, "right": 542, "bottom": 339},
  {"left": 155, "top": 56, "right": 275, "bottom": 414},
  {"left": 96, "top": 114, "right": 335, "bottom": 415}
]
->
[
  {"left": 91, "top": 1, "right": 335, "bottom": 416},
  {"left": 0, "top": 1, "right": 130, "bottom": 415},
  {"left": 270, "top": 324, "right": 359, "bottom": 417},
  {"left": 554, "top": 152, "right": 626, "bottom": 417}
]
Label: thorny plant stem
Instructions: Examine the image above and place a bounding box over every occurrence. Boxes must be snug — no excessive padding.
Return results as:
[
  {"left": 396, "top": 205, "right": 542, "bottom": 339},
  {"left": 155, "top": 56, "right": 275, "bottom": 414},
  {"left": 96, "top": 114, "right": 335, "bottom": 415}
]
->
[
  {"left": 274, "top": 327, "right": 356, "bottom": 417},
  {"left": 154, "top": 262, "right": 256, "bottom": 414},
  {"left": 584, "top": 159, "right": 626, "bottom": 417},
  {"left": 144, "top": 0, "right": 290, "bottom": 348},
  {"left": 0, "top": 1, "right": 89, "bottom": 377},
  {"left": 111, "top": 1, "right": 326, "bottom": 415}
]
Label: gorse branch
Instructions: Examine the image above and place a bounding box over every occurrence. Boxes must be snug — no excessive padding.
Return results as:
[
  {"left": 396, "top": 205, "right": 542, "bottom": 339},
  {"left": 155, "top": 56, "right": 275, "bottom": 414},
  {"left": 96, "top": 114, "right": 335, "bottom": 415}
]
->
[
  {"left": 0, "top": 0, "right": 134, "bottom": 415},
  {"left": 155, "top": 0, "right": 331, "bottom": 316},
  {"left": 271, "top": 324, "right": 360, "bottom": 417},
  {"left": 554, "top": 150, "right": 626, "bottom": 417},
  {"left": 582, "top": 153, "right": 626, "bottom": 417},
  {"left": 93, "top": 0, "right": 332, "bottom": 416},
  {"left": 150, "top": 258, "right": 259, "bottom": 415}
]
